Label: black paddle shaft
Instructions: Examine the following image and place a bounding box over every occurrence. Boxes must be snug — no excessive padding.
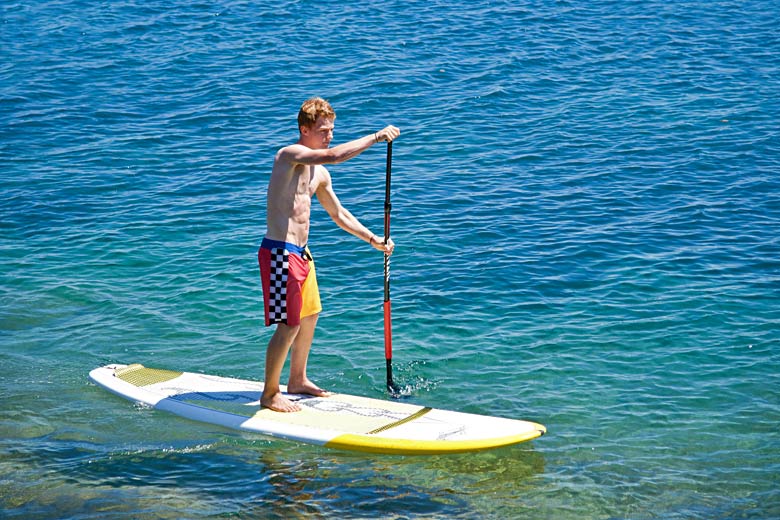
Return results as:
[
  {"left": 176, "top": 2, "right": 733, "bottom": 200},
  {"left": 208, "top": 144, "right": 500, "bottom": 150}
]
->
[{"left": 384, "top": 141, "right": 392, "bottom": 302}]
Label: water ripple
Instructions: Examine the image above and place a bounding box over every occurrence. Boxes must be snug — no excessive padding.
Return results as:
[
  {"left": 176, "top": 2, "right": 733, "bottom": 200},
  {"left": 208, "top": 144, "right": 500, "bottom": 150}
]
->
[{"left": 3, "top": 0, "right": 780, "bottom": 518}]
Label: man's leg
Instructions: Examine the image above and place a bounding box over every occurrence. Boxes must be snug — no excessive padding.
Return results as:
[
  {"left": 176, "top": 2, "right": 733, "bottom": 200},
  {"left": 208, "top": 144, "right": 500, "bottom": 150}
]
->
[
  {"left": 261, "top": 323, "right": 301, "bottom": 412},
  {"left": 288, "top": 313, "right": 332, "bottom": 397}
]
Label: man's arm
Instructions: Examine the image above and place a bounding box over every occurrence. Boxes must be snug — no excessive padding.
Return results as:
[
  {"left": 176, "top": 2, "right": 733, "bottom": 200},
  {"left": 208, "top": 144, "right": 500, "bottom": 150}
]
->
[
  {"left": 316, "top": 171, "right": 395, "bottom": 254},
  {"left": 282, "top": 126, "right": 400, "bottom": 166}
]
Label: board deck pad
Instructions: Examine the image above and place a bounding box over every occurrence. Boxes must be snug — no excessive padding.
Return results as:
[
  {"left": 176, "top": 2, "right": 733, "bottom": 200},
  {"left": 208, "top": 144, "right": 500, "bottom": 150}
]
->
[{"left": 90, "top": 364, "right": 546, "bottom": 455}]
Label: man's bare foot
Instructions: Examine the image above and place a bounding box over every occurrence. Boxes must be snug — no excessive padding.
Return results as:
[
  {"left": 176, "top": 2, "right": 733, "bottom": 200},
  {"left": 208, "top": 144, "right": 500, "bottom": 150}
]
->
[
  {"left": 261, "top": 391, "right": 301, "bottom": 413},
  {"left": 287, "top": 378, "right": 333, "bottom": 398}
]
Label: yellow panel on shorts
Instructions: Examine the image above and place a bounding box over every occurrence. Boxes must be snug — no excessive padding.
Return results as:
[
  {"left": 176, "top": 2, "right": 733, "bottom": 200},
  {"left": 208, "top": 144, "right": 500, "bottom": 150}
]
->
[{"left": 300, "top": 256, "right": 321, "bottom": 318}]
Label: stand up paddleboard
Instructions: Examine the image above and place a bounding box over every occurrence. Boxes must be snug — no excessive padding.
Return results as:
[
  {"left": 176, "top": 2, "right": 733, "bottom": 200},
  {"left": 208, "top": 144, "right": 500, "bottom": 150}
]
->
[{"left": 90, "top": 364, "right": 545, "bottom": 455}]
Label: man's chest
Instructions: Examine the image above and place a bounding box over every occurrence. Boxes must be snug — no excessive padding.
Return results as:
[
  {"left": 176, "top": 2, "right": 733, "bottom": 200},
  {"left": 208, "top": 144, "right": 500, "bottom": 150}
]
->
[{"left": 295, "top": 165, "right": 327, "bottom": 196}]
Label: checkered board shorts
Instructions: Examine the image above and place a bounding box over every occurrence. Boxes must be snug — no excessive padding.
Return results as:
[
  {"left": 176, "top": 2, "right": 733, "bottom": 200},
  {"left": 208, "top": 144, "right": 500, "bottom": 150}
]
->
[
  {"left": 258, "top": 239, "right": 318, "bottom": 327},
  {"left": 266, "top": 248, "right": 289, "bottom": 324}
]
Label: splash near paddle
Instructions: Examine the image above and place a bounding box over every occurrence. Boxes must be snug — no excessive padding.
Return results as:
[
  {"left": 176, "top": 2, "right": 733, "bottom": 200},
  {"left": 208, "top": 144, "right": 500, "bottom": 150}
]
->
[{"left": 90, "top": 364, "right": 546, "bottom": 455}]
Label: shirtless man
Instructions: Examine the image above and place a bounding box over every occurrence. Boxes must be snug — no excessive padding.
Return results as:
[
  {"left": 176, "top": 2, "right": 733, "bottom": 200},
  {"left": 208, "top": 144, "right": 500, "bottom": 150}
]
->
[{"left": 258, "top": 97, "right": 400, "bottom": 412}]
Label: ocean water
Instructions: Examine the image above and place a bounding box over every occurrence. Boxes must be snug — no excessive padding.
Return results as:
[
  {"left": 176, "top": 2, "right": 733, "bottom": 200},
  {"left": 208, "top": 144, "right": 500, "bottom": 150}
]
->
[{"left": 2, "top": 0, "right": 779, "bottom": 518}]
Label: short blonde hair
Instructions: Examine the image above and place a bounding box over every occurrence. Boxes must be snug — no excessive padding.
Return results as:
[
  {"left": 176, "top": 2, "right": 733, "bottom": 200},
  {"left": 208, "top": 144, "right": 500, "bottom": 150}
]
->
[{"left": 297, "top": 97, "right": 336, "bottom": 130}]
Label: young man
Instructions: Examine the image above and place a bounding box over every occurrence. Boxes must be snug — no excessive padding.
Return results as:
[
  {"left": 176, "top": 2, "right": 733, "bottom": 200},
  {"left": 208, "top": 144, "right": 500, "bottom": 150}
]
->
[{"left": 259, "top": 97, "right": 400, "bottom": 412}]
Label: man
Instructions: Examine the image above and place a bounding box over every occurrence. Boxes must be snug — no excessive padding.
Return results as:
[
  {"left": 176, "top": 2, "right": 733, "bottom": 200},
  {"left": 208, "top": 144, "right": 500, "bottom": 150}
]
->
[{"left": 258, "top": 97, "right": 400, "bottom": 412}]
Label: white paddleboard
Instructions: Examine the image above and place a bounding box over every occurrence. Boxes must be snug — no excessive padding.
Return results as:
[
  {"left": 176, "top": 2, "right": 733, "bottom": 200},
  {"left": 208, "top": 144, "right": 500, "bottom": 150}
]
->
[{"left": 89, "top": 364, "right": 546, "bottom": 455}]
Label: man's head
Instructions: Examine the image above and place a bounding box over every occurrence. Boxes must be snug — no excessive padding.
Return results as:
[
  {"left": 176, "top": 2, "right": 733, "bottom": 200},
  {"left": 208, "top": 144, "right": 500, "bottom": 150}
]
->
[
  {"left": 298, "top": 97, "right": 335, "bottom": 131},
  {"left": 297, "top": 97, "right": 336, "bottom": 149}
]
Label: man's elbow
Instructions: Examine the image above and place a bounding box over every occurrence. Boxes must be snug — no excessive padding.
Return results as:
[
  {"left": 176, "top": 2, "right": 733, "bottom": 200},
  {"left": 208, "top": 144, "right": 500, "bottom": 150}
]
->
[{"left": 326, "top": 209, "right": 344, "bottom": 224}]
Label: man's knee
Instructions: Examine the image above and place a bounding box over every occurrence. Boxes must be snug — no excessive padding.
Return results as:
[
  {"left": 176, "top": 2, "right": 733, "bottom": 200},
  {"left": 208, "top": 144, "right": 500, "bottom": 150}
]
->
[{"left": 273, "top": 322, "right": 300, "bottom": 341}]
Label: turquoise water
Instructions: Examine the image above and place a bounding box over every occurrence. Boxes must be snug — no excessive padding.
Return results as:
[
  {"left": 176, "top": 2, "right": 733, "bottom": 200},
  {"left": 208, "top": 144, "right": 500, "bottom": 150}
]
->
[{"left": 2, "top": 0, "right": 779, "bottom": 518}]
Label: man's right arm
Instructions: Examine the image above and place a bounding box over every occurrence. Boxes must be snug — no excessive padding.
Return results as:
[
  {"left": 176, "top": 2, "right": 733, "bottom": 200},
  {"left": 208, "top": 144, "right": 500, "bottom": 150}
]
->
[{"left": 282, "top": 126, "right": 400, "bottom": 166}]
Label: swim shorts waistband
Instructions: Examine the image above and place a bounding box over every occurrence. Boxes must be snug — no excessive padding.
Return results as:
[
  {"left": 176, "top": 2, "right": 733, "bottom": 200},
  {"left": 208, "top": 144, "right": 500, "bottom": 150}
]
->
[{"left": 261, "top": 237, "right": 307, "bottom": 256}]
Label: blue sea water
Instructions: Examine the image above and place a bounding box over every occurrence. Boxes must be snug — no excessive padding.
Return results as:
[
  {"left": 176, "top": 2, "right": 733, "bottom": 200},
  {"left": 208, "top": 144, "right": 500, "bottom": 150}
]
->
[{"left": 2, "top": 0, "right": 779, "bottom": 518}]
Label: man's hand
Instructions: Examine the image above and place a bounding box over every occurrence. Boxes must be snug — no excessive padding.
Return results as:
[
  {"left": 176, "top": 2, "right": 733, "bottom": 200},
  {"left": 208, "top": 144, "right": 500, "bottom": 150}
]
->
[
  {"left": 370, "top": 236, "right": 395, "bottom": 255},
  {"left": 376, "top": 125, "right": 400, "bottom": 143}
]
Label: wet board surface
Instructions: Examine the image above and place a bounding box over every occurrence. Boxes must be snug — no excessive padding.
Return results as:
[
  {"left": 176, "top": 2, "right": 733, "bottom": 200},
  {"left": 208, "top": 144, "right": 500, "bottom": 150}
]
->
[{"left": 89, "top": 364, "right": 546, "bottom": 455}]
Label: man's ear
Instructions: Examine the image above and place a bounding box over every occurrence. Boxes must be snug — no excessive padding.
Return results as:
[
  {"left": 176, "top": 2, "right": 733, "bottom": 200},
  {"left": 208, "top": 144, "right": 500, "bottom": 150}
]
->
[{"left": 299, "top": 125, "right": 309, "bottom": 136}]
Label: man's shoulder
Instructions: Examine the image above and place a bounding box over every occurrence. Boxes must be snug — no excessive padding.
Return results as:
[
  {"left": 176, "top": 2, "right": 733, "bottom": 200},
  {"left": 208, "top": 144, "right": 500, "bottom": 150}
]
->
[
  {"left": 280, "top": 142, "right": 309, "bottom": 151},
  {"left": 272, "top": 144, "right": 303, "bottom": 170},
  {"left": 276, "top": 143, "right": 301, "bottom": 159},
  {"left": 275, "top": 143, "right": 319, "bottom": 167}
]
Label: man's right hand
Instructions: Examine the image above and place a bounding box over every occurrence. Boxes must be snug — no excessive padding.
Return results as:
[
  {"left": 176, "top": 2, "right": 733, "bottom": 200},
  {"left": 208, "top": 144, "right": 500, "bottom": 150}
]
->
[{"left": 376, "top": 125, "right": 400, "bottom": 143}]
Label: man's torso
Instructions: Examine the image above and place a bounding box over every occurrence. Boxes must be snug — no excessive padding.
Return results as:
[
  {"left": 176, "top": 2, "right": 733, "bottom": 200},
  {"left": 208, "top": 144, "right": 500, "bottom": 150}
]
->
[{"left": 266, "top": 152, "right": 328, "bottom": 246}]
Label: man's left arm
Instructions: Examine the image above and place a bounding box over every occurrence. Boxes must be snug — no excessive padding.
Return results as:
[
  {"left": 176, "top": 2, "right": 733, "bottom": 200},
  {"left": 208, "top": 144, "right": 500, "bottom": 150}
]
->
[{"left": 316, "top": 174, "right": 394, "bottom": 254}]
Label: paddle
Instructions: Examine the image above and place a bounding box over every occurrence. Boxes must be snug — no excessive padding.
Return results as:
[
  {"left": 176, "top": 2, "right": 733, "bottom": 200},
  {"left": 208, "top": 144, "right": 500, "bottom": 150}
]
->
[{"left": 384, "top": 141, "right": 401, "bottom": 396}]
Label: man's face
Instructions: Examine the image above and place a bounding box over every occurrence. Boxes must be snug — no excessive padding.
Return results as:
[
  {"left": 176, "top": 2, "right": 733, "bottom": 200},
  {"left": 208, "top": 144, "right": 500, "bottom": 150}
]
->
[{"left": 304, "top": 116, "right": 334, "bottom": 149}]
